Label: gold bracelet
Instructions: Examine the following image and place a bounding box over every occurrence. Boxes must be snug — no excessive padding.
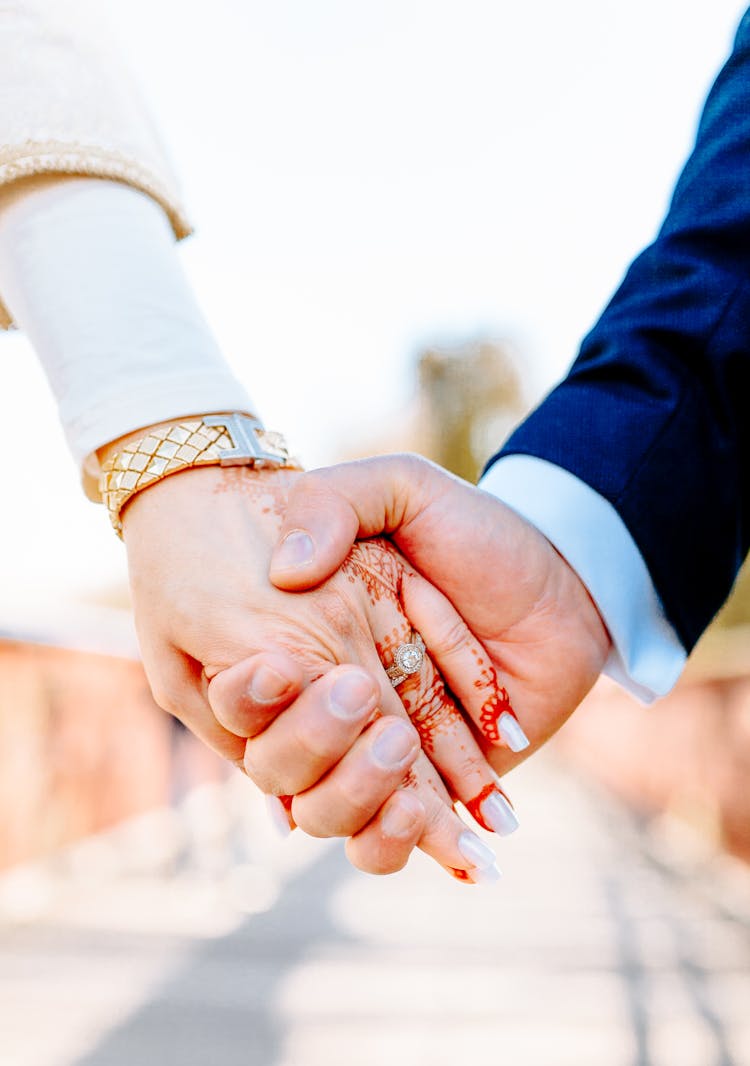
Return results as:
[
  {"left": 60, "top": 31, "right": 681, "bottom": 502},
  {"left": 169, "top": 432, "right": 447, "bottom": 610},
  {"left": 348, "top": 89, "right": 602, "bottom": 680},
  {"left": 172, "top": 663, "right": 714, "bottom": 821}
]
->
[{"left": 99, "top": 413, "right": 299, "bottom": 537}]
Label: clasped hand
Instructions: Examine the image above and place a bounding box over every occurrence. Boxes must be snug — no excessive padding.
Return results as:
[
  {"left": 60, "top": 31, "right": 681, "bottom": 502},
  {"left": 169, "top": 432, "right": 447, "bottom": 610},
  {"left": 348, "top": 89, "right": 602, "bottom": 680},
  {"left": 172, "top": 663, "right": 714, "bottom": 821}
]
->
[{"left": 123, "top": 456, "right": 610, "bottom": 883}]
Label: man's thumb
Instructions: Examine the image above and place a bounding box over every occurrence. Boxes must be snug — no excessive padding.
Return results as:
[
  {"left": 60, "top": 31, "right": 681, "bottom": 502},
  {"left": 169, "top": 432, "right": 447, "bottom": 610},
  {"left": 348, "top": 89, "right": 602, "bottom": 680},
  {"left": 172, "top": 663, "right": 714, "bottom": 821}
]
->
[
  {"left": 269, "top": 473, "right": 361, "bottom": 590},
  {"left": 270, "top": 457, "right": 427, "bottom": 590}
]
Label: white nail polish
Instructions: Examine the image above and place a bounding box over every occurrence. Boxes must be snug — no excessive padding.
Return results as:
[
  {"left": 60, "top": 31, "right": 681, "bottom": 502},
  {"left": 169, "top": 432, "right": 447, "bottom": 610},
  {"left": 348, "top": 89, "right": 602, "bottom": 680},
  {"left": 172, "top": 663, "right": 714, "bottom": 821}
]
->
[
  {"left": 457, "top": 830, "right": 497, "bottom": 870},
  {"left": 265, "top": 795, "right": 292, "bottom": 838},
  {"left": 497, "top": 711, "right": 530, "bottom": 752},
  {"left": 481, "top": 791, "right": 520, "bottom": 837},
  {"left": 471, "top": 862, "right": 503, "bottom": 885}
]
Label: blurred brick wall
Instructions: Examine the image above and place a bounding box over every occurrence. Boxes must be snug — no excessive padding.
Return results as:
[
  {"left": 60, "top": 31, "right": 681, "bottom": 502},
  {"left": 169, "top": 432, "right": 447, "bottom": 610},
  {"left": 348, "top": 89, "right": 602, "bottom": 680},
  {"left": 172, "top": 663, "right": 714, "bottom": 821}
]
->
[
  {"left": 555, "top": 671, "right": 750, "bottom": 864},
  {"left": 0, "top": 640, "right": 197, "bottom": 870}
]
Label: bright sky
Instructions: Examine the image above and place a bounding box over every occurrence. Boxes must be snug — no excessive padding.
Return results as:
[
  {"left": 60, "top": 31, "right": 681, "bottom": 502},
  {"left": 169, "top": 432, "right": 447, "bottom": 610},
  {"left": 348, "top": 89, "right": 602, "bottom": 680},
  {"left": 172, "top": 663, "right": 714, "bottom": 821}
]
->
[{"left": 1, "top": 0, "right": 747, "bottom": 610}]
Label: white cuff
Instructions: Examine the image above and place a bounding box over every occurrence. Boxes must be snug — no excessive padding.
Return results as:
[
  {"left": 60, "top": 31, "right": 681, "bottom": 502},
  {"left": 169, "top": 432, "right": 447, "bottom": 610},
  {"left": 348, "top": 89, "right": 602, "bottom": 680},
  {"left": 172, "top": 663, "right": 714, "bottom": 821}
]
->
[
  {"left": 479, "top": 455, "right": 686, "bottom": 702},
  {"left": 0, "top": 177, "right": 254, "bottom": 493}
]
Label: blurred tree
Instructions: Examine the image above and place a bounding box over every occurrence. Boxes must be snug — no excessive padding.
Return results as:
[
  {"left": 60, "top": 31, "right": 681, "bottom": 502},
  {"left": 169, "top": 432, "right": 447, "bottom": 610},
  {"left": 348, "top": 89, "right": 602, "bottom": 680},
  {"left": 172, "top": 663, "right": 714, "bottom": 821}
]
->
[
  {"left": 415, "top": 338, "right": 523, "bottom": 482},
  {"left": 414, "top": 337, "right": 750, "bottom": 644}
]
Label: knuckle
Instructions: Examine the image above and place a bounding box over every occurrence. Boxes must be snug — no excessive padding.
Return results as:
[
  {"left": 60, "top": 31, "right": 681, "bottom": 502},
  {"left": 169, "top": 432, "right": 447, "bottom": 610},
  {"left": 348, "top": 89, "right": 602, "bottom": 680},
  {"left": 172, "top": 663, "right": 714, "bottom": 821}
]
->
[
  {"left": 453, "top": 750, "right": 488, "bottom": 791},
  {"left": 298, "top": 469, "right": 327, "bottom": 493},
  {"left": 333, "top": 777, "right": 383, "bottom": 828},
  {"left": 241, "top": 742, "right": 279, "bottom": 794},
  {"left": 244, "top": 736, "right": 322, "bottom": 798},
  {"left": 433, "top": 616, "right": 472, "bottom": 658},
  {"left": 293, "top": 723, "right": 342, "bottom": 766},
  {"left": 211, "top": 731, "right": 246, "bottom": 766},
  {"left": 162, "top": 591, "right": 205, "bottom": 645},
  {"left": 288, "top": 470, "right": 332, "bottom": 510},
  {"left": 388, "top": 451, "right": 425, "bottom": 474},
  {"left": 296, "top": 780, "right": 376, "bottom": 839},
  {"left": 149, "top": 683, "right": 184, "bottom": 720},
  {"left": 311, "top": 587, "right": 360, "bottom": 644},
  {"left": 347, "top": 845, "right": 410, "bottom": 876},
  {"left": 291, "top": 797, "right": 345, "bottom": 838},
  {"left": 422, "top": 800, "right": 456, "bottom": 844}
]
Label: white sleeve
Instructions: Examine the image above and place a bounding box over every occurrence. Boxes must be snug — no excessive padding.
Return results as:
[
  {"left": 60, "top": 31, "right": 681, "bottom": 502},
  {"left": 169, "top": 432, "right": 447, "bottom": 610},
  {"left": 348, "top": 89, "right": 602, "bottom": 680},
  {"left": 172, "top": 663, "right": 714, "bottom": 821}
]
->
[
  {"left": 479, "top": 454, "right": 686, "bottom": 702},
  {"left": 0, "top": 177, "right": 254, "bottom": 498}
]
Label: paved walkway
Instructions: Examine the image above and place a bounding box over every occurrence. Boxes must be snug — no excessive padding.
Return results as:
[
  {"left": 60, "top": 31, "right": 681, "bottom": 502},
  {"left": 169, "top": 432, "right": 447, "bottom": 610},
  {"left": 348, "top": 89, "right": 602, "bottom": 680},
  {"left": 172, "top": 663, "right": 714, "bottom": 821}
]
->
[{"left": 1, "top": 753, "right": 749, "bottom": 1066}]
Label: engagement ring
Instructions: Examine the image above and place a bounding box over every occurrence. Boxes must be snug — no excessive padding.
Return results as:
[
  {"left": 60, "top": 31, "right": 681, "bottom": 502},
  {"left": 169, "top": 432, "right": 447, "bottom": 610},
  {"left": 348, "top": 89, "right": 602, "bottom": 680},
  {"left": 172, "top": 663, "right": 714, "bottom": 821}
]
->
[{"left": 385, "top": 634, "right": 425, "bottom": 687}]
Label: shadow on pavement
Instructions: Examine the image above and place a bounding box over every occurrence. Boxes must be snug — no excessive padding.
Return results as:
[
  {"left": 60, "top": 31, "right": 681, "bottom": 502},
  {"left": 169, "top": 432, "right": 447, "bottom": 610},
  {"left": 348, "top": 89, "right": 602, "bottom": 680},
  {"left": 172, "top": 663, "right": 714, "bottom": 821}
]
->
[
  {"left": 74, "top": 845, "right": 354, "bottom": 1066},
  {"left": 604, "top": 870, "right": 743, "bottom": 1066}
]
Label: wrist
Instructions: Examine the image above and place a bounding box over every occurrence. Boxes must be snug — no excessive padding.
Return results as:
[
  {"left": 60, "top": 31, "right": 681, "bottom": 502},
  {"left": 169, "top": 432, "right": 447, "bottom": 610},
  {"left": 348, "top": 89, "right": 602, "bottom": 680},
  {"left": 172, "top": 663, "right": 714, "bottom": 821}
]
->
[
  {"left": 98, "top": 412, "right": 301, "bottom": 537},
  {"left": 121, "top": 462, "right": 298, "bottom": 534}
]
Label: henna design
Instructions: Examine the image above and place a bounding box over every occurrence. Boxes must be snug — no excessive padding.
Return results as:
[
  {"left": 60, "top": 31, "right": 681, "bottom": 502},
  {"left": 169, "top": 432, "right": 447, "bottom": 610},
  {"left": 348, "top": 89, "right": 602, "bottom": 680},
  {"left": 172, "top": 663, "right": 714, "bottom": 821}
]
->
[
  {"left": 464, "top": 783, "right": 495, "bottom": 830},
  {"left": 447, "top": 867, "right": 472, "bottom": 882},
  {"left": 273, "top": 535, "right": 484, "bottom": 839},
  {"left": 408, "top": 672, "right": 464, "bottom": 758},
  {"left": 465, "top": 782, "right": 514, "bottom": 832},
  {"left": 342, "top": 538, "right": 403, "bottom": 605},
  {"left": 367, "top": 572, "right": 467, "bottom": 762},
  {"left": 469, "top": 647, "right": 518, "bottom": 744},
  {"left": 374, "top": 624, "right": 411, "bottom": 669},
  {"left": 401, "top": 768, "right": 419, "bottom": 790},
  {"left": 344, "top": 548, "right": 466, "bottom": 766},
  {"left": 211, "top": 468, "right": 289, "bottom": 517},
  {"left": 419, "top": 769, "right": 446, "bottom": 797},
  {"left": 478, "top": 685, "right": 515, "bottom": 743}
]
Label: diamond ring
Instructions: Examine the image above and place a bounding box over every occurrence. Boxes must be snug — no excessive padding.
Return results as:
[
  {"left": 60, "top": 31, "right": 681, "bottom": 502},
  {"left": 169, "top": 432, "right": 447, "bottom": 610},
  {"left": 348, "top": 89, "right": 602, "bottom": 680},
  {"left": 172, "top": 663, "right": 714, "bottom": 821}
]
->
[{"left": 385, "top": 634, "right": 426, "bottom": 687}]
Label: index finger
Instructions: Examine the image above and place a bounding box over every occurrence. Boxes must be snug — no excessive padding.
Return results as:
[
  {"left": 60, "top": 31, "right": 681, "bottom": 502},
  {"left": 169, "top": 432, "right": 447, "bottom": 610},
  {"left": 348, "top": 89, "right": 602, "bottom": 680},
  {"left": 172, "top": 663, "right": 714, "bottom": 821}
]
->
[{"left": 207, "top": 651, "right": 307, "bottom": 738}]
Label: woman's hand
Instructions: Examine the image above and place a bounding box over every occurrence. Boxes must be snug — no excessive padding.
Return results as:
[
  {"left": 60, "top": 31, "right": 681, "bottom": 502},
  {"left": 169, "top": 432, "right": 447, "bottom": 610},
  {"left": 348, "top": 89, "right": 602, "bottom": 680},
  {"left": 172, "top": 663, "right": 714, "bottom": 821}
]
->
[
  {"left": 122, "top": 463, "right": 512, "bottom": 882},
  {"left": 268, "top": 455, "right": 611, "bottom": 779}
]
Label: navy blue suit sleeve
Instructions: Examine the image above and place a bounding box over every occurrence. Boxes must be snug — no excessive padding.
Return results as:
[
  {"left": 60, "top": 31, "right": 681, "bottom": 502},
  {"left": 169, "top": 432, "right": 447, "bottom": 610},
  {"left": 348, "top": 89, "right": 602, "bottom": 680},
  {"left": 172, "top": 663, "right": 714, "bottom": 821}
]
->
[{"left": 487, "top": 9, "right": 750, "bottom": 652}]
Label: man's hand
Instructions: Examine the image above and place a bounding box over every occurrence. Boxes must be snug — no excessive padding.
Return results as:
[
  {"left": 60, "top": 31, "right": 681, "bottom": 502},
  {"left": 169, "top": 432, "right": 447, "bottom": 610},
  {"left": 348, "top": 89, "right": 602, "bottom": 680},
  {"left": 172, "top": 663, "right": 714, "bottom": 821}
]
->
[
  {"left": 120, "top": 462, "right": 509, "bottom": 881},
  {"left": 269, "top": 454, "right": 611, "bottom": 779}
]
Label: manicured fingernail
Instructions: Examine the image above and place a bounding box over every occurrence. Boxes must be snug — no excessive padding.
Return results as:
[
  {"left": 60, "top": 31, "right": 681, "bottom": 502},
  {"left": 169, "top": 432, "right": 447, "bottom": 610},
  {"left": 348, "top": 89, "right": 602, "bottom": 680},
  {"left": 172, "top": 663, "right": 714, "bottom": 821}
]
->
[
  {"left": 265, "top": 795, "right": 292, "bottom": 838},
  {"left": 250, "top": 665, "right": 291, "bottom": 703},
  {"left": 481, "top": 791, "right": 520, "bottom": 836},
  {"left": 371, "top": 721, "right": 417, "bottom": 768},
  {"left": 457, "top": 830, "right": 497, "bottom": 870},
  {"left": 471, "top": 862, "right": 503, "bottom": 885},
  {"left": 381, "top": 793, "right": 423, "bottom": 838},
  {"left": 274, "top": 530, "right": 314, "bottom": 570},
  {"left": 329, "top": 670, "right": 376, "bottom": 720},
  {"left": 497, "top": 711, "right": 530, "bottom": 752}
]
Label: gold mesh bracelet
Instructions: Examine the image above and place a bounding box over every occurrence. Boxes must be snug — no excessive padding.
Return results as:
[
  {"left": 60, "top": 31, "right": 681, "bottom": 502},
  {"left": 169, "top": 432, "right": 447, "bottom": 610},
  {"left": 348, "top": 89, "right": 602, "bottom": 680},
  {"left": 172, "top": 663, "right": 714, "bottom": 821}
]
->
[{"left": 99, "top": 414, "right": 298, "bottom": 537}]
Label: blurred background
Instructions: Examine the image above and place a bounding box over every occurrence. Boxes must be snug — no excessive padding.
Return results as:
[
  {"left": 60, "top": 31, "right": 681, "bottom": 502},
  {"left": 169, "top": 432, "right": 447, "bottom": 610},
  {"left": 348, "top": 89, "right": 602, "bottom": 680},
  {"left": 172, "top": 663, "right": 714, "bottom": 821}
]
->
[{"left": 1, "top": 2, "right": 750, "bottom": 1064}]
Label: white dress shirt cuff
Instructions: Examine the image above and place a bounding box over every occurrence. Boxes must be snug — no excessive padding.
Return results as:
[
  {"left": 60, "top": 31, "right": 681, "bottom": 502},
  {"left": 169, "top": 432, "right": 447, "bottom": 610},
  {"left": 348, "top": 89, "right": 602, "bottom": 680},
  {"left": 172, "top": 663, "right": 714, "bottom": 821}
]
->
[{"left": 479, "top": 455, "right": 686, "bottom": 702}]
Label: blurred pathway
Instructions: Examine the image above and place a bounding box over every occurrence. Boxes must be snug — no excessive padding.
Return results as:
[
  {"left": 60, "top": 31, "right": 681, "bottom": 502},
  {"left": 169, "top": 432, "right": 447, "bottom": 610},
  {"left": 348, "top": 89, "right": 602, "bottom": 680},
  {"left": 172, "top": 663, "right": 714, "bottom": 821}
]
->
[{"left": 1, "top": 753, "right": 749, "bottom": 1066}]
